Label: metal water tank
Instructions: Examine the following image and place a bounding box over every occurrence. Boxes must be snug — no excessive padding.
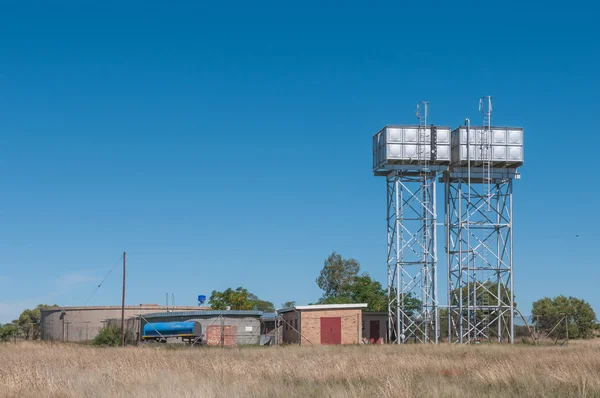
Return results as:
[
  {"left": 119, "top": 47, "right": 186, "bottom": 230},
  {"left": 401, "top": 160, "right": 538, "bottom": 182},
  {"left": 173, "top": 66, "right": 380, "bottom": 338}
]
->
[
  {"left": 450, "top": 126, "right": 523, "bottom": 168},
  {"left": 372, "top": 125, "right": 452, "bottom": 172}
]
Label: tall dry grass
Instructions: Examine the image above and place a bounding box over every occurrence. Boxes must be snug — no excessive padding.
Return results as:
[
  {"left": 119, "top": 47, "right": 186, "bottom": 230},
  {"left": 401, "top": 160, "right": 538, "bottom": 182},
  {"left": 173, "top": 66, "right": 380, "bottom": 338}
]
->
[{"left": 1, "top": 341, "right": 599, "bottom": 397}]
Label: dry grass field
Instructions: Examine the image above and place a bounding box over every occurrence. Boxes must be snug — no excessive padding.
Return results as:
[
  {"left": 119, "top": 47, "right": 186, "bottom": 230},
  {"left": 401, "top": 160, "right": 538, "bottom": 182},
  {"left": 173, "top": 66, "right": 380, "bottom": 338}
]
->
[{"left": 1, "top": 341, "right": 599, "bottom": 398}]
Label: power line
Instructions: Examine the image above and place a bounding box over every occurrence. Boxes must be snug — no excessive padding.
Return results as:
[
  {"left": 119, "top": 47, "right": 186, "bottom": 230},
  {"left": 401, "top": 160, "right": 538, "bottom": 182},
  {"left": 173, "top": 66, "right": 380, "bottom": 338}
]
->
[
  {"left": 125, "top": 232, "right": 600, "bottom": 256},
  {"left": 82, "top": 254, "right": 124, "bottom": 307},
  {"left": 119, "top": 245, "right": 386, "bottom": 256},
  {"left": 54, "top": 254, "right": 125, "bottom": 341}
]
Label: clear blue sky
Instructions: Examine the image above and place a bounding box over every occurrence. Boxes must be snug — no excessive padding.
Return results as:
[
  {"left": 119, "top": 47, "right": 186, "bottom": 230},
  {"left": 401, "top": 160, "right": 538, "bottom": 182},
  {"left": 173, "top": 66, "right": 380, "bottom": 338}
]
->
[{"left": 0, "top": 1, "right": 598, "bottom": 323}]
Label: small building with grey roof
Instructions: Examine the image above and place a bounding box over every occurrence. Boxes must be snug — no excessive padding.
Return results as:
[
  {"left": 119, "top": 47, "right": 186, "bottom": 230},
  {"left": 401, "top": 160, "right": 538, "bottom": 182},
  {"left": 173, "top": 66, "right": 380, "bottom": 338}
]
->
[{"left": 139, "top": 310, "right": 264, "bottom": 346}]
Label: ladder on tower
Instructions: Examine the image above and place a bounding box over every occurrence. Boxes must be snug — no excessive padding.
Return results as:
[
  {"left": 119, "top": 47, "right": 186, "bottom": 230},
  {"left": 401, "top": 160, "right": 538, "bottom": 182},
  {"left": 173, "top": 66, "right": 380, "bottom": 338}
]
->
[
  {"left": 416, "top": 101, "right": 430, "bottom": 172},
  {"left": 479, "top": 96, "right": 493, "bottom": 340},
  {"left": 479, "top": 96, "right": 493, "bottom": 212},
  {"left": 416, "top": 102, "right": 430, "bottom": 247}
]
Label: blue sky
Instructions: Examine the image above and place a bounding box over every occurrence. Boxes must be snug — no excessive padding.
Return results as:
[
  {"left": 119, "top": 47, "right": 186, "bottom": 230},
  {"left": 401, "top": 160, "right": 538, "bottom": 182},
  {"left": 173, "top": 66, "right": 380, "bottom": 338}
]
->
[{"left": 0, "top": 1, "right": 598, "bottom": 323}]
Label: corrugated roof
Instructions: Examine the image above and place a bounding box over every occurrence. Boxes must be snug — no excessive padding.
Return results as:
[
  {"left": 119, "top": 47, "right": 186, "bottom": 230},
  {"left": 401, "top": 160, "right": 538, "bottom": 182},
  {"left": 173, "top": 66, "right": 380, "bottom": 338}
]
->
[
  {"left": 278, "top": 303, "right": 368, "bottom": 314},
  {"left": 40, "top": 306, "right": 210, "bottom": 312},
  {"left": 141, "top": 310, "right": 264, "bottom": 318}
]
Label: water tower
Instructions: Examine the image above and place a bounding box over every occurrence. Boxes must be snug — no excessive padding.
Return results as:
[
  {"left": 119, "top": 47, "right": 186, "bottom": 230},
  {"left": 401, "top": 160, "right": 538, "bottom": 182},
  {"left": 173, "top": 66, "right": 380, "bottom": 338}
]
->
[
  {"left": 444, "top": 97, "right": 523, "bottom": 343},
  {"left": 372, "top": 102, "right": 449, "bottom": 344}
]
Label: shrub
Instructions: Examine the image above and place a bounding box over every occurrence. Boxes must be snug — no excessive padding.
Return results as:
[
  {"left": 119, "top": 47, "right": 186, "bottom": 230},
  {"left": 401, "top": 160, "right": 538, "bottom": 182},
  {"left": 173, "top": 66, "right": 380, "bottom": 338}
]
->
[
  {"left": 0, "top": 324, "right": 19, "bottom": 342},
  {"left": 92, "top": 327, "right": 133, "bottom": 346}
]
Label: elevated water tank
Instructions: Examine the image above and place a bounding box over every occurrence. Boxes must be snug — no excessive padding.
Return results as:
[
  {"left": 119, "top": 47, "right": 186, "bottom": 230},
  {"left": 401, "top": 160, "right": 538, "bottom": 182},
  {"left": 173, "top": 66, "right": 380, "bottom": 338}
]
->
[
  {"left": 450, "top": 126, "right": 523, "bottom": 167},
  {"left": 373, "top": 125, "right": 451, "bottom": 172}
]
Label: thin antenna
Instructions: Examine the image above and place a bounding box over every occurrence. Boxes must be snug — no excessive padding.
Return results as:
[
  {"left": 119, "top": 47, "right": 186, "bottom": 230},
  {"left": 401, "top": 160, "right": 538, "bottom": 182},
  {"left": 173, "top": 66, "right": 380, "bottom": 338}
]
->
[
  {"left": 416, "top": 101, "right": 430, "bottom": 168},
  {"left": 416, "top": 101, "right": 429, "bottom": 127},
  {"left": 416, "top": 102, "right": 429, "bottom": 160},
  {"left": 172, "top": 293, "right": 175, "bottom": 307}
]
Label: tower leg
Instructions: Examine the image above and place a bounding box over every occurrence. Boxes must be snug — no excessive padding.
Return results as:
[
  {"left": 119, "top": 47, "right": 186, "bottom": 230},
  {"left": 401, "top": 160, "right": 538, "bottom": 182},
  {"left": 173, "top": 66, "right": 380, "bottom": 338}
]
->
[
  {"left": 387, "top": 171, "right": 438, "bottom": 344},
  {"left": 446, "top": 172, "right": 514, "bottom": 343}
]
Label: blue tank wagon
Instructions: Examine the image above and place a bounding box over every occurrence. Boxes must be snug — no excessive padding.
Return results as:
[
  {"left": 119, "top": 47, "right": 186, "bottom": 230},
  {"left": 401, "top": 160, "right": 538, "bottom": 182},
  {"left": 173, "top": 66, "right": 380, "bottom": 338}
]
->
[{"left": 143, "top": 321, "right": 202, "bottom": 343}]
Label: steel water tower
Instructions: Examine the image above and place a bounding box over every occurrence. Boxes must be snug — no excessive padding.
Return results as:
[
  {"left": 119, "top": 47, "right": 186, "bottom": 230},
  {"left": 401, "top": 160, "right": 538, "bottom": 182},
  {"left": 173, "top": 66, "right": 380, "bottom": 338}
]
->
[
  {"left": 444, "top": 97, "right": 523, "bottom": 343},
  {"left": 373, "top": 103, "right": 448, "bottom": 343},
  {"left": 373, "top": 98, "right": 523, "bottom": 344}
]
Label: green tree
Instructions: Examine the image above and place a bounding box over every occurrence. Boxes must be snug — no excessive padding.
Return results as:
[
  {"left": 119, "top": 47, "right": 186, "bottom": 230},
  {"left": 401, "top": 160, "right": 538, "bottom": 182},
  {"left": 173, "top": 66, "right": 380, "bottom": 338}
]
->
[
  {"left": 446, "top": 282, "right": 515, "bottom": 340},
  {"left": 532, "top": 296, "right": 597, "bottom": 339},
  {"left": 353, "top": 275, "right": 420, "bottom": 313},
  {"left": 320, "top": 296, "right": 355, "bottom": 305},
  {"left": 209, "top": 287, "right": 252, "bottom": 310},
  {"left": 450, "top": 282, "right": 515, "bottom": 308},
  {"left": 281, "top": 301, "right": 296, "bottom": 309},
  {"left": 0, "top": 323, "right": 19, "bottom": 342},
  {"left": 248, "top": 293, "right": 275, "bottom": 312},
  {"left": 345, "top": 273, "right": 388, "bottom": 311},
  {"left": 209, "top": 287, "right": 274, "bottom": 311},
  {"left": 18, "top": 309, "right": 39, "bottom": 340},
  {"left": 318, "top": 281, "right": 421, "bottom": 312},
  {"left": 316, "top": 252, "right": 360, "bottom": 299},
  {"left": 17, "top": 304, "right": 58, "bottom": 340},
  {"left": 388, "top": 289, "right": 423, "bottom": 313},
  {"left": 316, "top": 253, "right": 421, "bottom": 312}
]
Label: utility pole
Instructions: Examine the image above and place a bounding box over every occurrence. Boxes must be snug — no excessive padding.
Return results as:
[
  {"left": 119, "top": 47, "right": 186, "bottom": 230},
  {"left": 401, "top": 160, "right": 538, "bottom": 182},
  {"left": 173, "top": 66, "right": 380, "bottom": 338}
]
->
[{"left": 121, "top": 252, "right": 126, "bottom": 346}]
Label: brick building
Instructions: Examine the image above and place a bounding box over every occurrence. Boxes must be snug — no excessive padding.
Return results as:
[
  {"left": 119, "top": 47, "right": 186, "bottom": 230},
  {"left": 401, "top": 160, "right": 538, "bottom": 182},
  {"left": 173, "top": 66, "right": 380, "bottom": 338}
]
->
[{"left": 278, "top": 304, "right": 367, "bottom": 345}]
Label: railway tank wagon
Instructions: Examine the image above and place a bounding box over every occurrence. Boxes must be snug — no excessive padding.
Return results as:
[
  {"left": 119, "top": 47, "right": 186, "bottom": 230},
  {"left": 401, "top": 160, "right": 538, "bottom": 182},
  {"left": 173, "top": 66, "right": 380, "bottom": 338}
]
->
[{"left": 143, "top": 321, "right": 202, "bottom": 343}]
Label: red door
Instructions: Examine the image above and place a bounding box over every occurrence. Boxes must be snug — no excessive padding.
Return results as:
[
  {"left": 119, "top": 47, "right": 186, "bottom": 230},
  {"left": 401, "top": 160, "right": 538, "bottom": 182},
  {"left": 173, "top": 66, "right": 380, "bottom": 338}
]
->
[
  {"left": 369, "top": 320, "right": 380, "bottom": 344},
  {"left": 320, "top": 317, "right": 342, "bottom": 344}
]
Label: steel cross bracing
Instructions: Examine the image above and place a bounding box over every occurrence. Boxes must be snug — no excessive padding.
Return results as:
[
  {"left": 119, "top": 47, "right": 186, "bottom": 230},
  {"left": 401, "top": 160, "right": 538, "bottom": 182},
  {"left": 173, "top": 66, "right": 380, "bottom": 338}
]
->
[
  {"left": 387, "top": 171, "right": 438, "bottom": 344},
  {"left": 445, "top": 173, "right": 514, "bottom": 344}
]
